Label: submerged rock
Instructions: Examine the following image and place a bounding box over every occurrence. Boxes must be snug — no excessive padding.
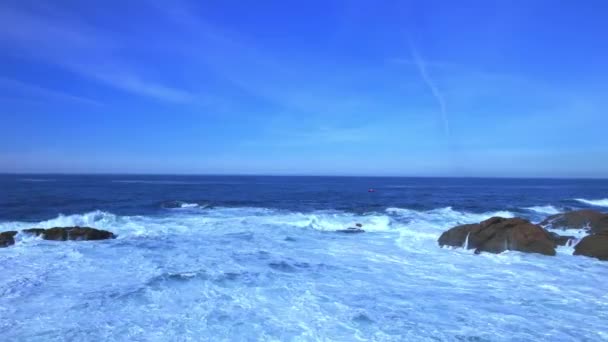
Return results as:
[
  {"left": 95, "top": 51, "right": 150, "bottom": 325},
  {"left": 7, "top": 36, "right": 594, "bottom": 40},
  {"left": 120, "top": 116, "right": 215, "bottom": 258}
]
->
[
  {"left": 573, "top": 232, "right": 608, "bottom": 261},
  {"left": 337, "top": 228, "right": 365, "bottom": 234},
  {"left": 0, "top": 231, "right": 18, "bottom": 248},
  {"left": 438, "top": 217, "right": 556, "bottom": 256},
  {"left": 337, "top": 223, "right": 365, "bottom": 233},
  {"left": 540, "top": 210, "right": 608, "bottom": 234},
  {"left": 22, "top": 227, "right": 116, "bottom": 241}
]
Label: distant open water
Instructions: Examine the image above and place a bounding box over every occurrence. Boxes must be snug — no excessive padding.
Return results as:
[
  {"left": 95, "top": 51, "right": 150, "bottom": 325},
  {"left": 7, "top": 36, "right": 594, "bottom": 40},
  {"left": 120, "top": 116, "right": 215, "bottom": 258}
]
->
[{"left": 1, "top": 175, "right": 608, "bottom": 341}]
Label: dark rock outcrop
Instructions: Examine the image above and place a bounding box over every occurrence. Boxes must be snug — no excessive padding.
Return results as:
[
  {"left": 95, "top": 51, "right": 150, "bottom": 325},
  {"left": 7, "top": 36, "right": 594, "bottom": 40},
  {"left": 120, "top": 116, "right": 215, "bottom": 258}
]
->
[
  {"left": 337, "top": 223, "right": 365, "bottom": 234},
  {"left": 337, "top": 228, "right": 365, "bottom": 234},
  {"left": 540, "top": 210, "right": 608, "bottom": 234},
  {"left": 22, "top": 228, "right": 45, "bottom": 236},
  {"left": 22, "top": 227, "right": 116, "bottom": 241},
  {"left": 0, "top": 231, "right": 18, "bottom": 248},
  {"left": 548, "top": 232, "right": 576, "bottom": 246},
  {"left": 573, "top": 232, "right": 608, "bottom": 261},
  {"left": 438, "top": 217, "right": 556, "bottom": 256}
]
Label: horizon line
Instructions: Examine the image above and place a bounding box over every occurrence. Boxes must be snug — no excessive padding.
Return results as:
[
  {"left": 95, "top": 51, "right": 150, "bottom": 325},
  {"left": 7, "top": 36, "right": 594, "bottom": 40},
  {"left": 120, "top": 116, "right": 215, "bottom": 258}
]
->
[{"left": 1, "top": 172, "right": 607, "bottom": 181}]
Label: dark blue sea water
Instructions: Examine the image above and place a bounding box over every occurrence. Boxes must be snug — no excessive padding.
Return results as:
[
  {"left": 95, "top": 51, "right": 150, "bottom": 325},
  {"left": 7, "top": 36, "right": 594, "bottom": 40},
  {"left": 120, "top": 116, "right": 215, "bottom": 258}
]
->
[
  {"left": 3, "top": 175, "right": 608, "bottom": 220},
  {"left": 1, "top": 175, "right": 608, "bottom": 341}
]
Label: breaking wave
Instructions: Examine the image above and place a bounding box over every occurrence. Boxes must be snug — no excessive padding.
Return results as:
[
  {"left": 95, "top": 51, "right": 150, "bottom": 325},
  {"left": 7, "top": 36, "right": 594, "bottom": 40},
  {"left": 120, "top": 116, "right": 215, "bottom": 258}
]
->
[
  {"left": 2, "top": 204, "right": 606, "bottom": 340},
  {"left": 161, "top": 200, "right": 209, "bottom": 209},
  {"left": 386, "top": 206, "right": 514, "bottom": 227},
  {"left": 524, "top": 205, "right": 561, "bottom": 215},
  {"left": 575, "top": 198, "right": 608, "bottom": 207},
  {"left": 0, "top": 206, "right": 517, "bottom": 244}
]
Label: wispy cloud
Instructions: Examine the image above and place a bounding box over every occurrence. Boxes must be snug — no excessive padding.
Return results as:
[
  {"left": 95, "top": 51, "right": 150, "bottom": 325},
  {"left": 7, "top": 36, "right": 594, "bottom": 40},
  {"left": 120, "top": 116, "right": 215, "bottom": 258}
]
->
[
  {"left": 388, "top": 57, "right": 454, "bottom": 70},
  {"left": 408, "top": 44, "right": 450, "bottom": 138},
  {"left": 155, "top": 3, "right": 377, "bottom": 116},
  {"left": 100, "top": 74, "right": 194, "bottom": 103},
  {"left": 0, "top": 3, "right": 197, "bottom": 104},
  {"left": 0, "top": 77, "right": 102, "bottom": 106},
  {"left": 74, "top": 67, "right": 196, "bottom": 104}
]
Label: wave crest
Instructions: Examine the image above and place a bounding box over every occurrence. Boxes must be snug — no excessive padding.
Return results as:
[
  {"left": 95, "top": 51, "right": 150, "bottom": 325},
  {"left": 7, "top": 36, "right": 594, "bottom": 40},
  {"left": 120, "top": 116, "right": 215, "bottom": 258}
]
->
[
  {"left": 161, "top": 201, "right": 209, "bottom": 209},
  {"left": 575, "top": 198, "right": 608, "bottom": 207},
  {"left": 386, "top": 206, "right": 515, "bottom": 250},
  {"left": 0, "top": 206, "right": 517, "bottom": 243},
  {"left": 524, "top": 205, "right": 561, "bottom": 215},
  {"left": 0, "top": 210, "right": 118, "bottom": 232},
  {"left": 386, "top": 206, "right": 514, "bottom": 226}
]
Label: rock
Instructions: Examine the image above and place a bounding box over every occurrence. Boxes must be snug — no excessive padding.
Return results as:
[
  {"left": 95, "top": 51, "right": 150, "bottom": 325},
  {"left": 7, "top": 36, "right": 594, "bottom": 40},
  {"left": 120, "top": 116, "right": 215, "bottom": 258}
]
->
[
  {"left": 337, "top": 228, "right": 365, "bottom": 234},
  {"left": 438, "top": 217, "right": 556, "bottom": 256},
  {"left": 548, "top": 232, "right": 576, "bottom": 246},
  {"left": 0, "top": 231, "right": 18, "bottom": 248},
  {"left": 573, "top": 232, "right": 608, "bottom": 261},
  {"left": 437, "top": 223, "right": 478, "bottom": 248},
  {"left": 336, "top": 223, "right": 365, "bottom": 233},
  {"left": 22, "top": 227, "right": 116, "bottom": 241},
  {"left": 22, "top": 228, "right": 45, "bottom": 236},
  {"left": 540, "top": 210, "right": 608, "bottom": 234}
]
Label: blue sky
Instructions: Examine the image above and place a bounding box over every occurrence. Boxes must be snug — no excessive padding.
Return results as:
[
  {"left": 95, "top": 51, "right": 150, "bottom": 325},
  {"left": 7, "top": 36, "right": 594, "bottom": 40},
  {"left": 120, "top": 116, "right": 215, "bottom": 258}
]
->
[{"left": 1, "top": 0, "right": 607, "bottom": 177}]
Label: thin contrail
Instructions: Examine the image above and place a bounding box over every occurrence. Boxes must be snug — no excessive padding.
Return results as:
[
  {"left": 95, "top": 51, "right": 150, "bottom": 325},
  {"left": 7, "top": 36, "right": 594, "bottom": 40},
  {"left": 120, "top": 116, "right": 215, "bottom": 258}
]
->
[{"left": 409, "top": 44, "right": 450, "bottom": 138}]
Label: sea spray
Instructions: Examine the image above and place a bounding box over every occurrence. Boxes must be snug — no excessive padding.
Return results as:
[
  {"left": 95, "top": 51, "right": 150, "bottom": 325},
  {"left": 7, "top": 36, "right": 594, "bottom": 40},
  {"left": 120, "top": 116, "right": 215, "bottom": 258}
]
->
[{"left": 463, "top": 232, "right": 471, "bottom": 249}]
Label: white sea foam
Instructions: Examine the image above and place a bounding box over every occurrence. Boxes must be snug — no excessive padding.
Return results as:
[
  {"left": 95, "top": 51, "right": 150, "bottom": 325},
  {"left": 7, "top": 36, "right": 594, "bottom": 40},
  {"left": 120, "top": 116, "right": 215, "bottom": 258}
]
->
[
  {"left": 179, "top": 202, "right": 199, "bottom": 208},
  {"left": 0, "top": 206, "right": 516, "bottom": 239},
  {"left": 1, "top": 206, "right": 606, "bottom": 341},
  {"left": 575, "top": 198, "right": 608, "bottom": 207},
  {"left": 386, "top": 206, "right": 514, "bottom": 228},
  {"left": 0, "top": 210, "right": 119, "bottom": 231},
  {"left": 269, "top": 210, "right": 392, "bottom": 232},
  {"left": 161, "top": 200, "right": 210, "bottom": 210},
  {"left": 524, "top": 205, "right": 561, "bottom": 215},
  {"left": 386, "top": 206, "right": 515, "bottom": 250},
  {"left": 547, "top": 227, "right": 589, "bottom": 240}
]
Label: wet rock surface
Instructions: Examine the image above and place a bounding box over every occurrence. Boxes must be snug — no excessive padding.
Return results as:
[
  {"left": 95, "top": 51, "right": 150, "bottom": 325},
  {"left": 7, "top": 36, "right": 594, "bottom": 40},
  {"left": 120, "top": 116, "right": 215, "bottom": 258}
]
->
[
  {"left": 0, "top": 231, "right": 18, "bottom": 248},
  {"left": 22, "top": 227, "right": 116, "bottom": 241},
  {"left": 439, "top": 217, "right": 557, "bottom": 256},
  {"left": 540, "top": 210, "right": 608, "bottom": 234},
  {"left": 573, "top": 232, "right": 608, "bottom": 261}
]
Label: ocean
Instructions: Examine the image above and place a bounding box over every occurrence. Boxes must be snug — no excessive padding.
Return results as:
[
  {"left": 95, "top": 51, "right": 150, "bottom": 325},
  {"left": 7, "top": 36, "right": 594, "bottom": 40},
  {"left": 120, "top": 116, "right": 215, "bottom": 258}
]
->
[{"left": 1, "top": 175, "right": 607, "bottom": 341}]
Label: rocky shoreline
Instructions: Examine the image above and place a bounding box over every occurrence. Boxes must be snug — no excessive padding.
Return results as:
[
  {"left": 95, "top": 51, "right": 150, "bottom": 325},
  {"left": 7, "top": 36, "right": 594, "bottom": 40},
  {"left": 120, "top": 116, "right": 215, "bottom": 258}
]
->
[
  {"left": 2, "top": 209, "right": 607, "bottom": 261},
  {"left": 439, "top": 209, "right": 608, "bottom": 261}
]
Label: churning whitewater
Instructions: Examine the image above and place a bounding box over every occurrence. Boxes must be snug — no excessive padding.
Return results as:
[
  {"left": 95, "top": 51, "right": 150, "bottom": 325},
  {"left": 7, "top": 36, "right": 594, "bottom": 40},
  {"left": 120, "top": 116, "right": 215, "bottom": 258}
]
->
[{"left": 1, "top": 175, "right": 608, "bottom": 341}]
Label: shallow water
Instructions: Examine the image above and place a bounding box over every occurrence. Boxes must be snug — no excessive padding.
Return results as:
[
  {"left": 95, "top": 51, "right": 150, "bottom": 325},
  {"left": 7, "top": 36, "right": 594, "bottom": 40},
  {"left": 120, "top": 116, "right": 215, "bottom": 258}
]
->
[{"left": 1, "top": 175, "right": 608, "bottom": 341}]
